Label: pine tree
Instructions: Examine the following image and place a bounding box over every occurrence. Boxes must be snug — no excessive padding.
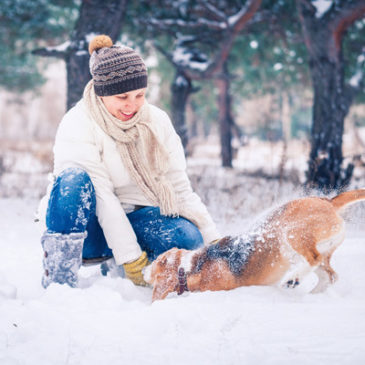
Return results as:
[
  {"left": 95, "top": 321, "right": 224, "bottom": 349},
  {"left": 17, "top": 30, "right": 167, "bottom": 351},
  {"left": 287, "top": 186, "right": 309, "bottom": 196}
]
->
[{"left": 0, "top": 0, "right": 77, "bottom": 91}]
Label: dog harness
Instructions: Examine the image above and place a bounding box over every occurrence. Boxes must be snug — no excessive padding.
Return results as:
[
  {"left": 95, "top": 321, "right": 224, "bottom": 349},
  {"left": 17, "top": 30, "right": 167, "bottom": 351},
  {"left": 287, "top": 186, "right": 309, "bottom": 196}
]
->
[{"left": 177, "top": 267, "right": 188, "bottom": 295}]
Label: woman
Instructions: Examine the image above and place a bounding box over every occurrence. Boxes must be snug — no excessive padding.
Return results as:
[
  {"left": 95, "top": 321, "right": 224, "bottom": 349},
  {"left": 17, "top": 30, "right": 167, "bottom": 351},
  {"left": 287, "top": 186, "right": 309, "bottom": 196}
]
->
[{"left": 38, "top": 35, "right": 220, "bottom": 289}]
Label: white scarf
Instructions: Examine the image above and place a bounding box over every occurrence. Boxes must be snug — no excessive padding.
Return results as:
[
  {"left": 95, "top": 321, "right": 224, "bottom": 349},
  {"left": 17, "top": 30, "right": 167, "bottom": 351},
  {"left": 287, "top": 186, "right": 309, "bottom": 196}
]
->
[{"left": 83, "top": 80, "right": 179, "bottom": 216}]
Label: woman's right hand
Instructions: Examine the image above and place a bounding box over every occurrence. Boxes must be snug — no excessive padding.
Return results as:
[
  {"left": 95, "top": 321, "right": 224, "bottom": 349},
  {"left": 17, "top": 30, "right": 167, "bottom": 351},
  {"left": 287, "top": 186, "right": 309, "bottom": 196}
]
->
[{"left": 123, "top": 251, "right": 150, "bottom": 286}]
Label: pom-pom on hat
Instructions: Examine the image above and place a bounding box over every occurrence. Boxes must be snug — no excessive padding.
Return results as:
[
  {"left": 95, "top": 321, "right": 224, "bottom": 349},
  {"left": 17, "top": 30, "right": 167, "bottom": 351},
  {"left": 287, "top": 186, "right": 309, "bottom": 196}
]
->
[{"left": 88, "top": 34, "right": 148, "bottom": 96}]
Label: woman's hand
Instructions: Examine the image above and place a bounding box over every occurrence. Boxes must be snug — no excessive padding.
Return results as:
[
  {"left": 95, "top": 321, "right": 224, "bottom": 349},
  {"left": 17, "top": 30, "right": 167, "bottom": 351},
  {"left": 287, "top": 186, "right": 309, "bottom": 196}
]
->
[{"left": 123, "top": 251, "right": 150, "bottom": 286}]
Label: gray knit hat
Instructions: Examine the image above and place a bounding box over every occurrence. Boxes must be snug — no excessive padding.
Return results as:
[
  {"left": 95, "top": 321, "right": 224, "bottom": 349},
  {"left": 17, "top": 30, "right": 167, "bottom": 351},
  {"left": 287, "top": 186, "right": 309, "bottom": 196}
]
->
[{"left": 88, "top": 35, "right": 148, "bottom": 96}]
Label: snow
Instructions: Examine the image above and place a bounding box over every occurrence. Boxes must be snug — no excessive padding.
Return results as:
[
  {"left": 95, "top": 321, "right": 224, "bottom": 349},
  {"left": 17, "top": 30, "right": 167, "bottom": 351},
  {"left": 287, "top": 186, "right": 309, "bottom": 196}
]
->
[
  {"left": 76, "top": 50, "right": 88, "bottom": 57},
  {"left": 349, "top": 54, "right": 365, "bottom": 88},
  {"left": 85, "top": 33, "right": 98, "bottom": 43},
  {"left": 1, "top": 183, "right": 365, "bottom": 364},
  {"left": 228, "top": 5, "right": 250, "bottom": 27},
  {"left": 349, "top": 70, "right": 363, "bottom": 88},
  {"left": 172, "top": 46, "right": 209, "bottom": 72},
  {"left": 250, "top": 40, "right": 258, "bottom": 49},
  {"left": 312, "top": 0, "right": 333, "bottom": 18},
  {"left": 173, "top": 75, "right": 187, "bottom": 88},
  {"left": 273, "top": 63, "right": 283, "bottom": 71},
  {"left": 45, "top": 40, "right": 71, "bottom": 53}
]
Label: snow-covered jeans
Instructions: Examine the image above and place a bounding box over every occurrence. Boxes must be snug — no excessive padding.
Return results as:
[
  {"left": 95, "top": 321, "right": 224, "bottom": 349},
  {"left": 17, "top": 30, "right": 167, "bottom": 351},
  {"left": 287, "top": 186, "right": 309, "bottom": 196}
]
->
[{"left": 45, "top": 167, "right": 204, "bottom": 262}]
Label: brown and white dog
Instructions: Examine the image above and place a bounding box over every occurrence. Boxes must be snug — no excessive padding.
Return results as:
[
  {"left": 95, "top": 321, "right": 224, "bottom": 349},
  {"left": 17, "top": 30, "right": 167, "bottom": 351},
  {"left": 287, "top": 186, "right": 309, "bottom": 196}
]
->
[{"left": 144, "top": 189, "right": 365, "bottom": 301}]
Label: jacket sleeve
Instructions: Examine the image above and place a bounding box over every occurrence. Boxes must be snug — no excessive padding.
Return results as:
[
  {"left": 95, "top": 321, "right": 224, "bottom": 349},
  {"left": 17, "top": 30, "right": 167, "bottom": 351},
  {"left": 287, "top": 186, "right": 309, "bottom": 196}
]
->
[
  {"left": 52, "top": 104, "right": 142, "bottom": 265},
  {"left": 157, "top": 109, "right": 220, "bottom": 244}
]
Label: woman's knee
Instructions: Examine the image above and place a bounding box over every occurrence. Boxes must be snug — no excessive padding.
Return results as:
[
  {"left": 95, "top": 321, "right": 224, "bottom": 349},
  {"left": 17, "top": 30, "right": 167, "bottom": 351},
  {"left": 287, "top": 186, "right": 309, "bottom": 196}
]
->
[
  {"left": 177, "top": 219, "right": 204, "bottom": 250},
  {"left": 57, "top": 167, "right": 93, "bottom": 189},
  {"left": 54, "top": 168, "right": 94, "bottom": 200},
  {"left": 46, "top": 167, "right": 95, "bottom": 233}
]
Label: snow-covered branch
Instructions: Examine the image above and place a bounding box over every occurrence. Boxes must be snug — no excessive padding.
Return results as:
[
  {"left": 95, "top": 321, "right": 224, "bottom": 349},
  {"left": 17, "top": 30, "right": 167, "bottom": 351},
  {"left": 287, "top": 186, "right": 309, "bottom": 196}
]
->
[
  {"left": 228, "top": 0, "right": 263, "bottom": 33},
  {"left": 154, "top": 40, "right": 210, "bottom": 74},
  {"left": 147, "top": 0, "right": 262, "bottom": 35},
  {"left": 150, "top": 0, "right": 262, "bottom": 81},
  {"left": 32, "top": 41, "right": 71, "bottom": 59},
  {"left": 172, "top": 46, "right": 210, "bottom": 73},
  {"left": 147, "top": 16, "right": 226, "bottom": 31}
]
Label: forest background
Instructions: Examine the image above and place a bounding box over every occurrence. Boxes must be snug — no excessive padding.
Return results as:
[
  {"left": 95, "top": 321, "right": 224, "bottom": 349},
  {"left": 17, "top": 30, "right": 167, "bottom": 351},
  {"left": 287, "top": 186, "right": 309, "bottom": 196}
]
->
[
  {"left": 2, "top": 4, "right": 365, "bottom": 364},
  {"left": 1, "top": 0, "right": 365, "bottom": 199}
]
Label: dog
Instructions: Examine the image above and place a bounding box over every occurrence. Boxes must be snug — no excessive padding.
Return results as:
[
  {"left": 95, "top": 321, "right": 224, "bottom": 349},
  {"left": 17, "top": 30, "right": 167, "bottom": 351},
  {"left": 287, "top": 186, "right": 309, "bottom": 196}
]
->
[{"left": 144, "top": 189, "right": 365, "bottom": 301}]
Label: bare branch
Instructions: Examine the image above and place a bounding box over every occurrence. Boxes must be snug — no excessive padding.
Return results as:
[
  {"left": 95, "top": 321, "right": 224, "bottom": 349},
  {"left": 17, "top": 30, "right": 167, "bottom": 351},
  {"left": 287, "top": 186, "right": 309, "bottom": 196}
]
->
[
  {"left": 186, "top": 0, "right": 262, "bottom": 79},
  {"left": 199, "top": 0, "right": 227, "bottom": 21},
  {"left": 324, "top": 0, "right": 365, "bottom": 24},
  {"left": 328, "top": 1, "right": 365, "bottom": 49}
]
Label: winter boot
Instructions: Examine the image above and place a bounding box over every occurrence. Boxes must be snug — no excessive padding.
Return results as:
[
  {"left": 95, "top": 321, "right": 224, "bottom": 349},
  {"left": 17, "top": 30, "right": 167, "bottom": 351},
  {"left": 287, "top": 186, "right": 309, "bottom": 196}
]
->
[{"left": 41, "top": 231, "right": 87, "bottom": 288}]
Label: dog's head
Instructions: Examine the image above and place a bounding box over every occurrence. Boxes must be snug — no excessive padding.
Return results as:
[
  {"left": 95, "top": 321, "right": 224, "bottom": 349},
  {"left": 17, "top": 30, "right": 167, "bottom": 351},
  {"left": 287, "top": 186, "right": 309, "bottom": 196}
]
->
[{"left": 143, "top": 247, "right": 185, "bottom": 301}]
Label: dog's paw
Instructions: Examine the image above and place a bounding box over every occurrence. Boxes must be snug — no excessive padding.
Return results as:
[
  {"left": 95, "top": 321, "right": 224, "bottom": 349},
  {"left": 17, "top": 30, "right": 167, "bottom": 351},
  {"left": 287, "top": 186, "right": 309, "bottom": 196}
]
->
[{"left": 286, "top": 278, "right": 300, "bottom": 288}]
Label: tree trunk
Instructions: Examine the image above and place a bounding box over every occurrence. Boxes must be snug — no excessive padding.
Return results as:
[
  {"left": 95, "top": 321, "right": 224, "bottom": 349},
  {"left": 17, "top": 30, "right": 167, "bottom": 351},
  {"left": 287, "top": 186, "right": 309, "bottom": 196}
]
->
[
  {"left": 281, "top": 91, "right": 291, "bottom": 142},
  {"left": 306, "top": 46, "right": 353, "bottom": 189},
  {"left": 170, "top": 71, "right": 193, "bottom": 149},
  {"left": 297, "top": 0, "right": 365, "bottom": 190},
  {"left": 66, "top": 0, "right": 128, "bottom": 109},
  {"left": 188, "top": 100, "right": 199, "bottom": 139},
  {"left": 279, "top": 91, "right": 291, "bottom": 183},
  {"left": 215, "top": 62, "right": 233, "bottom": 168}
]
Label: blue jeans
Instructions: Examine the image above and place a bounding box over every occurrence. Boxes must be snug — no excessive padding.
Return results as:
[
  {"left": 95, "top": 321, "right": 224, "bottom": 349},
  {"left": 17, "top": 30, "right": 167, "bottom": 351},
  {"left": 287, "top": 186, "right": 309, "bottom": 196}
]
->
[{"left": 46, "top": 168, "right": 203, "bottom": 261}]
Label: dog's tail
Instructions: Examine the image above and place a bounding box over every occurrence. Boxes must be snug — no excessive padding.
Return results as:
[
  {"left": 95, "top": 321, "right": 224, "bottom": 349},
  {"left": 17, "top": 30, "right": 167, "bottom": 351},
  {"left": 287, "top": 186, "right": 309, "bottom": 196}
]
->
[{"left": 331, "top": 188, "right": 365, "bottom": 212}]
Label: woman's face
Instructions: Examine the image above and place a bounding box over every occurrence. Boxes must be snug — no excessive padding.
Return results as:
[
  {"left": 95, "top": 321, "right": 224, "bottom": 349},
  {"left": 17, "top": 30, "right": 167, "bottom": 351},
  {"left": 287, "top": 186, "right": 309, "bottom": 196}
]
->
[{"left": 101, "top": 88, "right": 147, "bottom": 122}]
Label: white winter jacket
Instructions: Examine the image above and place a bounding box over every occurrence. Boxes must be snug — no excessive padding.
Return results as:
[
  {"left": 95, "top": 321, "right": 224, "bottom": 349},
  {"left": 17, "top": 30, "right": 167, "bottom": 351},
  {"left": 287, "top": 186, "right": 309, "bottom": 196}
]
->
[{"left": 38, "top": 100, "right": 219, "bottom": 265}]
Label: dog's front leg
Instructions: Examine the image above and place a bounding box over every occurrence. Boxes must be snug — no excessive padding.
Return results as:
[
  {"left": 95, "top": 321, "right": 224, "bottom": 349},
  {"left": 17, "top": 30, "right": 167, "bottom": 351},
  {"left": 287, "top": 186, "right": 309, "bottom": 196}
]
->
[{"left": 278, "top": 254, "right": 312, "bottom": 290}]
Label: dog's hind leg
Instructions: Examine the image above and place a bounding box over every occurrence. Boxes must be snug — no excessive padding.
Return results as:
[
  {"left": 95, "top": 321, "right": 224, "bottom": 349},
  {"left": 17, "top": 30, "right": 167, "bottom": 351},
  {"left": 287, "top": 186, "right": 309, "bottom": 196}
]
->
[
  {"left": 278, "top": 236, "right": 315, "bottom": 290},
  {"left": 310, "top": 256, "right": 338, "bottom": 294},
  {"left": 310, "top": 230, "right": 343, "bottom": 293}
]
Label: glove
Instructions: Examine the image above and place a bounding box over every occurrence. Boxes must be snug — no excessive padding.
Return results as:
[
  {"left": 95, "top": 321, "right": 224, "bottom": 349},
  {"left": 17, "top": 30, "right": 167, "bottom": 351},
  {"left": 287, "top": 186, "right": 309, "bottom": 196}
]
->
[{"left": 123, "top": 251, "right": 149, "bottom": 286}]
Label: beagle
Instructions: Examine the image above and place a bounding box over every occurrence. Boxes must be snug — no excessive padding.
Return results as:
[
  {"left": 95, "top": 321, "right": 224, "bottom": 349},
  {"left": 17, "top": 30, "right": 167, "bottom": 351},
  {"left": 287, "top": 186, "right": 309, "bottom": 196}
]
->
[{"left": 144, "top": 189, "right": 365, "bottom": 301}]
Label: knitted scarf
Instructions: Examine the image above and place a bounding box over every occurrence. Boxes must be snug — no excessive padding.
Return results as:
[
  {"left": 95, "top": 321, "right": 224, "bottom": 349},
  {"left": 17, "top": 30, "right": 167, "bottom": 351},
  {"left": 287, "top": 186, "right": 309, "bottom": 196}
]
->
[{"left": 83, "top": 80, "right": 179, "bottom": 216}]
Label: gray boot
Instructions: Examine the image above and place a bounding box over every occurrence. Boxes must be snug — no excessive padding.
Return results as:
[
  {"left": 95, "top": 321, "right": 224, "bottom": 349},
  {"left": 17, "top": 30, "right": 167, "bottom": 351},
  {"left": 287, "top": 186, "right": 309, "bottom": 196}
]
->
[{"left": 41, "top": 231, "right": 87, "bottom": 288}]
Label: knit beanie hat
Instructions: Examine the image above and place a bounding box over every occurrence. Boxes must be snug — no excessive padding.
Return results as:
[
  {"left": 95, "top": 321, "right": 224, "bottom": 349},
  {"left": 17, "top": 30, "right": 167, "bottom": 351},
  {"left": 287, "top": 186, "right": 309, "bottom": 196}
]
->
[{"left": 88, "top": 35, "right": 148, "bottom": 96}]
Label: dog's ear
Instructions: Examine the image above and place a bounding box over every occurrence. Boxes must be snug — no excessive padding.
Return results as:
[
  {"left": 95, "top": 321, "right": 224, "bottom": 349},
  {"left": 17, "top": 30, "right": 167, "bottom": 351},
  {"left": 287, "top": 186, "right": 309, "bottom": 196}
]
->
[
  {"left": 159, "top": 256, "right": 168, "bottom": 266},
  {"left": 150, "top": 248, "right": 183, "bottom": 301},
  {"left": 152, "top": 273, "right": 176, "bottom": 301},
  {"left": 145, "top": 253, "right": 169, "bottom": 285}
]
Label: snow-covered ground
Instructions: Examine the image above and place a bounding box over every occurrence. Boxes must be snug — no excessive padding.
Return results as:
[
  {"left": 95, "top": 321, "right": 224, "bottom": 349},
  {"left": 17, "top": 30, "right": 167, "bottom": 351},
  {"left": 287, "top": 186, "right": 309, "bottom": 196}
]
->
[{"left": 1, "top": 179, "right": 365, "bottom": 364}]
